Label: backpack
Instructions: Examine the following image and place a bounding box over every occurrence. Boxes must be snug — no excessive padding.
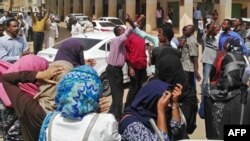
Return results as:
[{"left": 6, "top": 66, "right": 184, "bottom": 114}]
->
[{"left": 210, "top": 52, "right": 247, "bottom": 101}]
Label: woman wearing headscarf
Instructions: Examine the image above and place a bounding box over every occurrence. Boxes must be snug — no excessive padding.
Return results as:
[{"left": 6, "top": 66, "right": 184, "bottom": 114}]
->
[
  {"left": 54, "top": 38, "right": 96, "bottom": 67},
  {"left": 0, "top": 59, "right": 73, "bottom": 141},
  {"left": 205, "top": 37, "right": 250, "bottom": 139},
  {"left": 119, "top": 55, "right": 186, "bottom": 141},
  {"left": 39, "top": 65, "right": 121, "bottom": 141},
  {"left": 0, "top": 55, "right": 49, "bottom": 141}
]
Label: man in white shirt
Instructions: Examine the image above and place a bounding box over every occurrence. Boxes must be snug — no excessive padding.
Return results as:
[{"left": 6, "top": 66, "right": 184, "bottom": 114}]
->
[
  {"left": 0, "top": 11, "right": 10, "bottom": 24},
  {"left": 71, "top": 17, "right": 82, "bottom": 36},
  {"left": 26, "top": 12, "right": 33, "bottom": 41},
  {"left": 83, "top": 16, "right": 94, "bottom": 33}
]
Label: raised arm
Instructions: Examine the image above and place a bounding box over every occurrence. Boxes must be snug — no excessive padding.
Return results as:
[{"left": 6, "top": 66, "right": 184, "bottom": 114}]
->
[
  {"left": 44, "top": 8, "right": 51, "bottom": 21},
  {"left": 29, "top": 6, "right": 36, "bottom": 23}
]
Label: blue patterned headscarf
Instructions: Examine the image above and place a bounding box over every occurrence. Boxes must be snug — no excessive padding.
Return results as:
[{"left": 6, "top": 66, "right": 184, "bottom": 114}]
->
[
  {"left": 55, "top": 65, "right": 103, "bottom": 119},
  {"left": 39, "top": 65, "right": 103, "bottom": 141}
]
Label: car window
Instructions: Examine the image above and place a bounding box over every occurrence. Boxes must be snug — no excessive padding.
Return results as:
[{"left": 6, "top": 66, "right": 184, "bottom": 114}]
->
[
  {"left": 108, "top": 19, "right": 124, "bottom": 25},
  {"left": 99, "top": 22, "right": 115, "bottom": 27},
  {"left": 99, "top": 42, "right": 110, "bottom": 51},
  {"left": 77, "top": 17, "right": 88, "bottom": 21},
  {"left": 52, "top": 38, "right": 102, "bottom": 50}
]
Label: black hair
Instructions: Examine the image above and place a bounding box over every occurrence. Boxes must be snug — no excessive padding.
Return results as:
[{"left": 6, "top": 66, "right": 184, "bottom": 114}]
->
[
  {"left": 224, "top": 19, "right": 232, "bottom": 27},
  {"left": 237, "top": 18, "right": 243, "bottom": 25},
  {"left": 161, "top": 23, "right": 174, "bottom": 41},
  {"left": 114, "top": 26, "right": 121, "bottom": 36},
  {"left": 6, "top": 18, "right": 19, "bottom": 27}
]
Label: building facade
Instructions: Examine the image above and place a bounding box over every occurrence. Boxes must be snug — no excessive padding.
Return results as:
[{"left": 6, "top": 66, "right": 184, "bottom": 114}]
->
[
  {"left": 0, "top": 0, "right": 11, "bottom": 12},
  {"left": 4, "top": 0, "right": 250, "bottom": 33}
]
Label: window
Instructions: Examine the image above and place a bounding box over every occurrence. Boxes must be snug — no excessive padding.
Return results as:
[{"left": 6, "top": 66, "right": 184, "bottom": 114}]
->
[
  {"left": 53, "top": 38, "right": 101, "bottom": 50},
  {"left": 108, "top": 19, "right": 124, "bottom": 25},
  {"left": 99, "top": 42, "right": 110, "bottom": 51},
  {"left": 99, "top": 22, "right": 115, "bottom": 27}
]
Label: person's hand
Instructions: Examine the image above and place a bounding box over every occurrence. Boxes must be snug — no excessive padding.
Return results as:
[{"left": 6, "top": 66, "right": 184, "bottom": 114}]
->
[
  {"left": 177, "top": 37, "right": 186, "bottom": 49},
  {"left": 195, "top": 72, "right": 201, "bottom": 81},
  {"left": 138, "top": 14, "right": 145, "bottom": 21},
  {"left": 98, "top": 97, "right": 110, "bottom": 113},
  {"left": 85, "top": 59, "right": 96, "bottom": 67},
  {"left": 171, "top": 84, "right": 183, "bottom": 103},
  {"left": 157, "top": 91, "right": 172, "bottom": 113},
  {"left": 129, "top": 66, "right": 135, "bottom": 77},
  {"left": 126, "top": 13, "right": 132, "bottom": 22},
  {"left": 21, "top": 49, "right": 31, "bottom": 57},
  {"left": 36, "top": 65, "right": 65, "bottom": 84}
]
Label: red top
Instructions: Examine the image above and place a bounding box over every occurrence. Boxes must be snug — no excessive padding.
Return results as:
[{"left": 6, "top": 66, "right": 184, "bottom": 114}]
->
[{"left": 125, "top": 33, "right": 147, "bottom": 69}]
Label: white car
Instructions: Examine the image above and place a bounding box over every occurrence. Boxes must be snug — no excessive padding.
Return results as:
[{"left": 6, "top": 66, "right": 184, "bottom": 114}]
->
[
  {"left": 37, "top": 32, "right": 152, "bottom": 96},
  {"left": 92, "top": 20, "right": 116, "bottom": 32},
  {"left": 64, "top": 13, "right": 84, "bottom": 24},
  {"left": 98, "top": 17, "right": 126, "bottom": 29},
  {"left": 76, "top": 15, "right": 89, "bottom": 26},
  {"left": 38, "top": 32, "right": 146, "bottom": 96}
]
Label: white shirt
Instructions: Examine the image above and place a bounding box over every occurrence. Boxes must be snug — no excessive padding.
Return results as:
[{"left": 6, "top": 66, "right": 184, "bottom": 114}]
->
[
  {"left": 0, "top": 16, "right": 7, "bottom": 24},
  {"left": 71, "top": 23, "right": 82, "bottom": 36},
  {"left": 26, "top": 15, "right": 32, "bottom": 27},
  {"left": 83, "top": 21, "right": 94, "bottom": 33},
  {"left": 46, "top": 113, "right": 121, "bottom": 141}
]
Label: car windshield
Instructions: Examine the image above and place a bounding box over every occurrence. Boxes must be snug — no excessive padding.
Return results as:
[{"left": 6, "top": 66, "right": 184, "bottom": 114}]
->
[
  {"left": 77, "top": 17, "right": 88, "bottom": 21},
  {"left": 99, "top": 22, "right": 115, "bottom": 27},
  {"left": 108, "top": 19, "right": 124, "bottom": 25},
  {"left": 52, "top": 38, "right": 101, "bottom": 50}
]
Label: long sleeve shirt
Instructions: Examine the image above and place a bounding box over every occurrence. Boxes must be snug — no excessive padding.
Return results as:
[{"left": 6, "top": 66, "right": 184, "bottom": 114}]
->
[
  {"left": 133, "top": 27, "right": 177, "bottom": 48},
  {"left": 0, "top": 33, "right": 28, "bottom": 63},
  {"left": 107, "top": 27, "right": 133, "bottom": 67},
  {"left": 125, "top": 33, "right": 147, "bottom": 69},
  {"left": 0, "top": 71, "right": 46, "bottom": 141}
]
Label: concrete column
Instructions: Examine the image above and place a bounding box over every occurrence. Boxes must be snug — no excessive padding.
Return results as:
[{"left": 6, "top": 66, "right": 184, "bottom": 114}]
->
[
  {"left": 160, "top": 0, "right": 167, "bottom": 18},
  {"left": 109, "top": 0, "right": 117, "bottom": 17},
  {"left": 73, "top": 0, "right": 80, "bottom": 13},
  {"left": 126, "top": 0, "right": 136, "bottom": 21},
  {"left": 146, "top": 0, "right": 157, "bottom": 32},
  {"left": 247, "top": 2, "right": 250, "bottom": 18},
  {"left": 83, "top": 0, "right": 91, "bottom": 16},
  {"left": 50, "top": 0, "right": 57, "bottom": 14},
  {"left": 219, "top": 0, "right": 232, "bottom": 24},
  {"left": 58, "top": 0, "right": 64, "bottom": 21},
  {"left": 95, "top": 0, "right": 103, "bottom": 19},
  {"left": 64, "top": 0, "right": 70, "bottom": 17},
  {"left": 179, "top": 0, "right": 193, "bottom": 35}
]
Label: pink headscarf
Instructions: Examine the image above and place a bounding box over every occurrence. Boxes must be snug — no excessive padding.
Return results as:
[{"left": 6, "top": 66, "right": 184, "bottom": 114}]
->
[{"left": 0, "top": 54, "right": 49, "bottom": 107}]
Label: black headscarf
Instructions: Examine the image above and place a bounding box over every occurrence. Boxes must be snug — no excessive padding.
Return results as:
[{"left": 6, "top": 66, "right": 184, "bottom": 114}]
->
[
  {"left": 158, "top": 55, "right": 186, "bottom": 87},
  {"left": 54, "top": 38, "right": 85, "bottom": 67}
]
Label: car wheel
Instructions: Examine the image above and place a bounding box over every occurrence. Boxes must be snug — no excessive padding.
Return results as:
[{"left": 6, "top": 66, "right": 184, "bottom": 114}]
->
[{"left": 100, "top": 72, "right": 111, "bottom": 97}]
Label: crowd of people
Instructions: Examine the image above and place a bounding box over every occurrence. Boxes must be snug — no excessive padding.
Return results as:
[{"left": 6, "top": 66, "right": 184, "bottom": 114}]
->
[{"left": 0, "top": 4, "right": 249, "bottom": 141}]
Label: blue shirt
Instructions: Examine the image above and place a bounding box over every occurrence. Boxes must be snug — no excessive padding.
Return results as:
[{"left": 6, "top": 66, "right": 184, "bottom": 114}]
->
[
  {"left": 133, "top": 27, "right": 177, "bottom": 48},
  {"left": 219, "top": 31, "right": 248, "bottom": 54},
  {"left": 0, "top": 33, "right": 28, "bottom": 63}
]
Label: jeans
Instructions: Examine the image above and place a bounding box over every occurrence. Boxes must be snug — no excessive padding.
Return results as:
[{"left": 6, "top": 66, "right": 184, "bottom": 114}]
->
[{"left": 201, "top": 63, "right": 213, "bottom": 96}]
